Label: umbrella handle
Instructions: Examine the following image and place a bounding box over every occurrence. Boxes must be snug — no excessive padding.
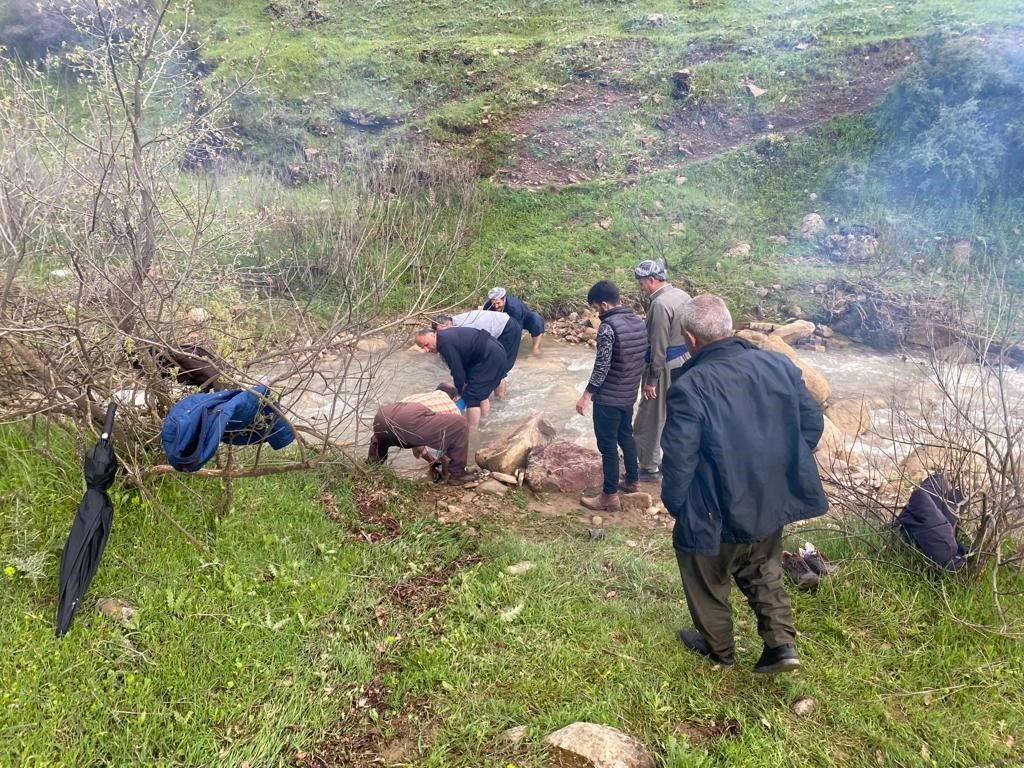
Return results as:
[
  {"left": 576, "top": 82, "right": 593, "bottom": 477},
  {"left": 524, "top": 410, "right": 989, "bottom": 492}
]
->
[{"left": 101, "top": 402, "right": 117, "bottom": 441}]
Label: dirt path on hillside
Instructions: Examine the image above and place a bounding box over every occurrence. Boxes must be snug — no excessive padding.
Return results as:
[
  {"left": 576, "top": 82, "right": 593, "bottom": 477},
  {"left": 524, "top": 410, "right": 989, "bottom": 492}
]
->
[{"left": 492, "top": 41, "right": 913, "bottom": 188}]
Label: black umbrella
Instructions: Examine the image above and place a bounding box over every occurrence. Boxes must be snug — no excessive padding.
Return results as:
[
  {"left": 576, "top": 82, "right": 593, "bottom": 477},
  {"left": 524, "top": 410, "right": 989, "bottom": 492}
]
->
[{"left": 56, "top": 403, "right": 118, "bottom": 637}]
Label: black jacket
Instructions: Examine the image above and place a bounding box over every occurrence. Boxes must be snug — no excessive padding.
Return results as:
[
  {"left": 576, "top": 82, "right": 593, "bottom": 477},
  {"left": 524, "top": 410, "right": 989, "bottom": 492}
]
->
[
  {"left": 660, "top": 336, "right": 827, "bottom": 554},
  {"left": 436, "top": 326, "right": 506, "bottom": 395}
]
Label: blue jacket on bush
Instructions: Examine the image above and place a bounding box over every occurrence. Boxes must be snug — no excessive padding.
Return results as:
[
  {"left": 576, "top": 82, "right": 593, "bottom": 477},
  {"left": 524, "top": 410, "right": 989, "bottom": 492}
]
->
[{"left": 160, "top": 384, "right": 296, "bottom": 473}]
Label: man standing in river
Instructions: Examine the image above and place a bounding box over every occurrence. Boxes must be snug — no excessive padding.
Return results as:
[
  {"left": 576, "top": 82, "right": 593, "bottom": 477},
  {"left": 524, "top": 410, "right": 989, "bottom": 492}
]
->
[
  {"left": 633, "top": 258, "right": 691, "bottom": 478},
  {"left": 575, "top": 280, "right": 648, "bottom": 512},
  {"left": 661, "top": 295, "right": 827, "bottom": 674},
  {"left": 484, "top": 287, "right": 545, "bottom": 355},
  {"left": 432, "top": 310, "right": 522, "bottom": 398},
  {"left": 414, "top": 326, "right": 506, "bottom": 432}
]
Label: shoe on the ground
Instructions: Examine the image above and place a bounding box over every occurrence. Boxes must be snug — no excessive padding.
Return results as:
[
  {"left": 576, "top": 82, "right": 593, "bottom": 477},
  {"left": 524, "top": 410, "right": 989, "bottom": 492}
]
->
[
  {"left": 753, "top": 643, "right": 800, "bottom": 674},
  {"left": 445, "top": 467, "right": 479, "bottom": 485},
  {"left": 580, "top": 492, "right": 621, "bottom": 512},
  {"left": 618, "top": 480, "right": 639, "bottom": 493},
  {"left": 638, "top": 467, "right": 661, "bottom": 480},
  {"left": 677, "top": 628, "right": 734, "bottom": 667},
  {"left": 799, "top": 542, "right": 839, "bottom": 576},
  {"left": 782, "top": 551, "right": 820, "bottom": 589}
]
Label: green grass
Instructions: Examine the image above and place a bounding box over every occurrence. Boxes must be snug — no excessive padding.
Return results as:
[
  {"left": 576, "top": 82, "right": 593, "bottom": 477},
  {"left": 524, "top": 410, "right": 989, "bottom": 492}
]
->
[{"left": 3, "top": 425, "right": 1022, "bottom": 766}]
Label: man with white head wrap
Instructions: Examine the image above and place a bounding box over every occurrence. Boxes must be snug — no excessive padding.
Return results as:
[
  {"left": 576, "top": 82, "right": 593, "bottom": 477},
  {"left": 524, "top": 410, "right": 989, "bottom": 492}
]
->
[
  {"left": 484, "top": 287, "right": 546, "bottom": 355},
  {"left": 633, "top": 258, "right": 692, "bottom": 477}
]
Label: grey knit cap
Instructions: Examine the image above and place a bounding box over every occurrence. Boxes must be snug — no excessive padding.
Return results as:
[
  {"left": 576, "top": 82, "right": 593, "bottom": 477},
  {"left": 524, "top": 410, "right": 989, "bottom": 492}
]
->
[
  {"left": 634, "top": 258, "right": 667, "bottom": 281},
  {"left": 488, "top": 287, "right": 507, "bottom": 301}
]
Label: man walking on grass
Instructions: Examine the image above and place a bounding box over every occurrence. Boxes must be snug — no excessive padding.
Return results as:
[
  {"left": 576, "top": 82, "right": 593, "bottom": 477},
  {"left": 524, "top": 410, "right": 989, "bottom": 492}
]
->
[
  {"left": 575, "top": 281, "right": 648, "bottom": 512},
  {"left": 661, "top": 295, "right": 827, "bottom": 674},
  {"left": 633, "top": 258, "right": 691, "bottom": 479}
]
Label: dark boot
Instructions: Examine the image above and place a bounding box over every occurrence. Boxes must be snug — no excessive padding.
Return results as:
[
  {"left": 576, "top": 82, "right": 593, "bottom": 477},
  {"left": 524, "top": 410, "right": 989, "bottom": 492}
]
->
[
  {"left": 677, "top": 628, "right": 734, "bottom": 667},
  {"left": 618, "top": 480, "right": 639, "bottom": 493},
  {"left": 580, "top": 492, "right": 621, "bottom": 512},
  {"left": 753, "top": 643, "right": 800, "bottom": 674},
  {"left": 782, "top": 551, "right": 819, "bottom": 589}
]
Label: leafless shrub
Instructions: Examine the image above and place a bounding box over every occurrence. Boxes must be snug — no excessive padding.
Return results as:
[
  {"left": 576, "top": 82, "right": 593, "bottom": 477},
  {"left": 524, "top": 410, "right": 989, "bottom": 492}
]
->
[
  {"left": 0, "top": 1, "right": 490, "bottom": 545},
  {"left": 821, "top": 269, "right": 1024, "bottom": 630}
]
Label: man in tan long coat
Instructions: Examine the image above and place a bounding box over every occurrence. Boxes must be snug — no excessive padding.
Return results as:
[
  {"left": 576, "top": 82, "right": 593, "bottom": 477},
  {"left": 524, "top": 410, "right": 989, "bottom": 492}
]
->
[{"left": 633, "top": 258, "right": 692, "bottom": 477}]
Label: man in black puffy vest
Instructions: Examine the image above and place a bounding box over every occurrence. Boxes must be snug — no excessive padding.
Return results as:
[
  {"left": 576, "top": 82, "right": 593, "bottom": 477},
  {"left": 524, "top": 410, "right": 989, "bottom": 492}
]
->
[{"left": 575, "top": 281, "right": 649, "bottom": 512}]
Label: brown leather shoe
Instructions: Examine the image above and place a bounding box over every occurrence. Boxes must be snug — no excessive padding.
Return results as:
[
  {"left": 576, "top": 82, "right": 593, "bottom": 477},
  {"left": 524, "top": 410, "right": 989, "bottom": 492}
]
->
[
  {"left": 580, "top": 492, "right": 621, "bottom": 512},
  {"left": 618, "top": 480, "right": 639, "bottom": 493}
]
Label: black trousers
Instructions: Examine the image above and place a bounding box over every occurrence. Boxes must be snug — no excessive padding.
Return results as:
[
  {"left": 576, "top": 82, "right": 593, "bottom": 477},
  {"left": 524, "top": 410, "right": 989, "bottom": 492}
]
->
[
  {"left": 675, "top": 528, "right": 795, "bottom": 657},
  {"left": 593, "top": 402, "right": 638, "bottom": 494}
]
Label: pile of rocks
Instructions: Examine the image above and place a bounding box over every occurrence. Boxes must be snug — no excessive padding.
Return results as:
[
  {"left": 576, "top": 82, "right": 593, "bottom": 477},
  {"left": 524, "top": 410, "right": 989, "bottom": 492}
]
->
[{"left": 546, "top": 308, "right": 603, "bottom": 346}]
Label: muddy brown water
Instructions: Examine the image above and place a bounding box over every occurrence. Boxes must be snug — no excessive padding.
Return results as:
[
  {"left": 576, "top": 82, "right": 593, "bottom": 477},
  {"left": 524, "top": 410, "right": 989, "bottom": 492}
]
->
[{"left": 286, "top": 338, "right": 1024, "bottom": 477}]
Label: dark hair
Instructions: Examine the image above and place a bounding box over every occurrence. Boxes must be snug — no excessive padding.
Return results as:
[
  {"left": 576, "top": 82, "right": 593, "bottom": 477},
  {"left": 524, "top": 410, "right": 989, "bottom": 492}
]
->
[
  {"left": 436, "top": 382, "right": 459, "bottom": 400},
  {"left": 587, "top": 280, "right": 620, "bottom": 306},
  {"left": 431, "top": 315, "right": 453, "bottom": 330}
]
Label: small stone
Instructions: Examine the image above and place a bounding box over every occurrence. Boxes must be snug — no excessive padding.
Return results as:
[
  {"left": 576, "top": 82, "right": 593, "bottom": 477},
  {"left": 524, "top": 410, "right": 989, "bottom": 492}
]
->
[
  {"left": 746, "top": 82, "right": 767, "bottom": 98},
  {"left": 505, "top": 561, "right": 534, "bottom": 576},
  {"left": 49, "top": 269, "right": 71, "bottom": 279},
  {"left": 545, "top": 722, "right": 656, "bottom": 768},
  {"left": 476, "top": 479, "right": 508, "bottom": 496},
  {"left": 490, "top": 471, "right": 519, "bottom": 485},
  {"left": 97, "top": 597, "right": 136, "bottom": 622},
  {"left": 186, "top": 307, "right": 211, "bottom": 324},
  {"left": 620, "top": 492, "right": 653, "bottom": 512},
  {"left": 724, "top": 242, "right": 751, "bottom": 259},
  {"left": 591, "top": 515, "right": 603, "bottom": 526},
  {"left": 625, "top": 539, "right": 638, "bottom": 548},
  {"left": 790, "top": 697, "right": 818, "bottom": 716},
  {"left": 500, "top": 725, "right": 528, "bottom": 745},
  {"left": 800, "top": 213, "right": 826, "bottom": 239}
]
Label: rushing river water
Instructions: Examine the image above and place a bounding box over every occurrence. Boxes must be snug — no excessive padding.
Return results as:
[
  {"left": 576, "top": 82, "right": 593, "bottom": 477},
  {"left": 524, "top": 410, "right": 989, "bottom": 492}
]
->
[{"left": 285, "top": 337, "right": 1024, "bottom": 474}]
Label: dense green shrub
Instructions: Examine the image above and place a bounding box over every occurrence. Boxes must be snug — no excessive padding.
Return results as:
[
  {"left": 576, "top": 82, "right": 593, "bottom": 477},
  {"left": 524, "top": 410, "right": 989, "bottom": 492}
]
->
[{"left": 874, "top": 37, "right": 1024, "bottom": 208}]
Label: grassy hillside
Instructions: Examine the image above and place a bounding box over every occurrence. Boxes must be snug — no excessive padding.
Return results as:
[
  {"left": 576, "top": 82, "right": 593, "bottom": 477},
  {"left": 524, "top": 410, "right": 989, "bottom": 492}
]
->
[
  {"left": 177, "top": 0, "right": 1024, "bottom": 318},
  {"left": 2, "top": 424, "right": 1023, "bottom": 766}
]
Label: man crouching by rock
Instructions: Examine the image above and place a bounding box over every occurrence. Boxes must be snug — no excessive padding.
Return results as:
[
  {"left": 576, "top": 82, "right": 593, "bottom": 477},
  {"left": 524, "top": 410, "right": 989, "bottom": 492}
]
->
[
  {"left": 575, "top": 280, "right": 648, "bottom": 512},
  {"left": 368, "top": 384, "right": 476, "bottom": 483},
  {"left": 662, "top": 295, "right": 827, "bottom": 674}
]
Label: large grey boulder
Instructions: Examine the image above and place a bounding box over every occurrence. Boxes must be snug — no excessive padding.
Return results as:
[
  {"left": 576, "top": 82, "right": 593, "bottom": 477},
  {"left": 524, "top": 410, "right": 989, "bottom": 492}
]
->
[
  {"left": 544, "top": 722, "right": 656, "bottom": 768},
  {"left": 476, "top": 412, "right": 556, "bottom": 475}
]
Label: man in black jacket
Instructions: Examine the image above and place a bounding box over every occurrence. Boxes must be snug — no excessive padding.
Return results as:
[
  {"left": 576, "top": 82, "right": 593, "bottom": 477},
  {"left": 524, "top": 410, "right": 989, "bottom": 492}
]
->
[
  {"left": 575, "top": 281, "right": 649, "bottom": 512},
  {"left": 415, "top": 327, "right": 506, "bottom": 432},
  {"left": 661, "top": 295, "right": 827, "bottom": 674}
]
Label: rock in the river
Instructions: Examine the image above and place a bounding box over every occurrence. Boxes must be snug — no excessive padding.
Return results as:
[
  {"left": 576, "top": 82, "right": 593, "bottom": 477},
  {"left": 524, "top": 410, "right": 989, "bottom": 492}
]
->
[
  {"left": 825, "top": 399, "right": 872, "bottom": 437},
  {"left": 476, "top": 412, "right": 556, "bottom": 474},
  {"left": 800, "top": 213, "right": 825, "bottom": 239},
  {"left": 736, "top": 330, "right": 831, "bottom": 405},
  {"left": 544, "top": 722, "right": 656, "bottom": 768},
  {"left": 815, "top": 415, "right": 857, "bottom": 468},
  {"left": 525, "top": 441, "right": 603, "bottom": 493},
  {"left": 771, "top": 320, "right": 816, "bottom": 344}
]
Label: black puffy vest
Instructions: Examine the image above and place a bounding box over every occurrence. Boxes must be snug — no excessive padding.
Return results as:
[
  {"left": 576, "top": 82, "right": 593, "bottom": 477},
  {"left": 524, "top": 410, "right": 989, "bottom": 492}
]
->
[{"left": 594, "top": 306, "right": 648, "bottom": 407}]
